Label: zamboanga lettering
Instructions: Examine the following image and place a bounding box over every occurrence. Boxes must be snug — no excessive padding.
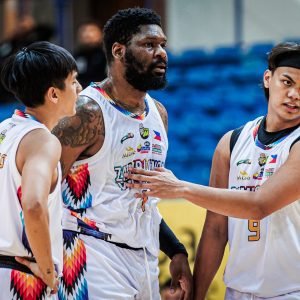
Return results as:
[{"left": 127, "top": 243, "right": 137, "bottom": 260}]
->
[
  {"left": 114, "top": 159, "right": 164, "bottom": 190},
  {"left": 230, "top": 185, "right": 260, "bottom": 192}
]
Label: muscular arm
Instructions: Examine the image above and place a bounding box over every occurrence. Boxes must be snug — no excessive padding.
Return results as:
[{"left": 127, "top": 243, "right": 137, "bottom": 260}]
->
[
  {"left": 193, "top": 132, "right": 230, "bottom": 300},
  {"left": 52, "top": 95, "right": 104, "bottom": 180},
  {"left": 179, "top": 140, "right": 300, "bottom": 219},
  {"left": 17, "top": 129, "right": 61, "bottom": 289}
]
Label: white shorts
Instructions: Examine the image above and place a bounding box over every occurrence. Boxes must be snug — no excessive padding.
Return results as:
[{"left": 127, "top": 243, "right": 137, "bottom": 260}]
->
[
  {"left": 57, "top": 230, "right": 160, "bottom": 300},
  {"left": 225, "top": 287, "right": 300, "bottom": 300},
  {"left": 0, "top": 267, "right": 54, "bottom": 300}
]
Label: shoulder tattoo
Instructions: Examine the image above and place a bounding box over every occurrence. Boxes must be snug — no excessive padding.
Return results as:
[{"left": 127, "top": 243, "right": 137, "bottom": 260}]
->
[{"left": 52, "top": 96, "right": 104, "bottom": 148}]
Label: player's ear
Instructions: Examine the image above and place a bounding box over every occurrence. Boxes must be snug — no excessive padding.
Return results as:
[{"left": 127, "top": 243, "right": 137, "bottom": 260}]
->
[
  {"left": 263, "top": 70, "right": 272, "bottom": 88},
  {"left": 46, "top": 87, "right": 59, "bottom": 104},
  {"left": 112, "top": 42, "right": 125, "bottom": 60}
]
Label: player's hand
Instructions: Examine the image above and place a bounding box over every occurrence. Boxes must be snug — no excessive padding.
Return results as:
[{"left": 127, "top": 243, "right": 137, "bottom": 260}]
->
[
  {"left": 169, "top": 253, "right": 193, "bottom": 300},
  {"left": 15, "top": 257, "right": 59, "bottom": 293},
  {"left": 125, "top": 167, "right": 184, "bottom": 198}
]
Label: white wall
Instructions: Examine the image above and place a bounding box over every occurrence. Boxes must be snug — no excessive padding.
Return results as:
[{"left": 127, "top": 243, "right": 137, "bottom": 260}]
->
[{"left": 167, "top": 0, "right": 300, "bottom": 52}]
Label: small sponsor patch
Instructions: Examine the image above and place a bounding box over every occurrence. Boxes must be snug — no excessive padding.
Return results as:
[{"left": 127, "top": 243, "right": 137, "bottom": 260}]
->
[
  {"left": 265, "top": 168, "right": 275, "bottom": 177},
  {"left": 121, "top": 133, "right": 134, "bottom": 144},
  {"left": 152, "top": 144, "right": 162, "bottom": 155},
  {"left": 137, "top": 141, "right": 150, "bottom": 154},
  {"left": 237, "top": 170, "right": 250, "bottom": 180},
  {"left": 236, "top": 159, "right": 251, "bottom": 166},
  {"left": 122, "top": 147, "right": 136, "bottom": 158}
]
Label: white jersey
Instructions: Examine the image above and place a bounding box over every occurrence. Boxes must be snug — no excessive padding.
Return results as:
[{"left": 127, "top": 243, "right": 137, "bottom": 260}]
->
[
  {"left": 0, "top": 111, "right": 63, "bottom": 274},
  {"left": 224, "top": 117, "right": 300, "bottom": 297},
  {"left": 62, "top": 85, "right": 168, "bottom": 256}
]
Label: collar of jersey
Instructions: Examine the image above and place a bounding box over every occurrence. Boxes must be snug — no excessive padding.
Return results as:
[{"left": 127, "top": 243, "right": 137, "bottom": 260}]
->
[
  {"left": 90, "top": 82, "right": 149, "bottom": 120},
  {"left": 14, "top": 109, "right": 39, "bottom": 122},
  {"left": 252, "top": 118, "right": 292, "bottom": 150}
]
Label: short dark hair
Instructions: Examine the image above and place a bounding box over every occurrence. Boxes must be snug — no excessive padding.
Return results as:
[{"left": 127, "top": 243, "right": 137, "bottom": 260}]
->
[
  {"left": 1, "top": 41, "right": 77, "bottom": 108},
  {"left": 264, "top": 42, "right": 300, "bottom": 100},
  {"left": 103, "top": 7, "right": 161, "bottom": 65}
]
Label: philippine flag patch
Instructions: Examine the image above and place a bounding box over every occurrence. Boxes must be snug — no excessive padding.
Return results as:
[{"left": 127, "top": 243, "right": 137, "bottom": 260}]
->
[{"left": 153, "top": 130, "right": 161, "bottom": 141}]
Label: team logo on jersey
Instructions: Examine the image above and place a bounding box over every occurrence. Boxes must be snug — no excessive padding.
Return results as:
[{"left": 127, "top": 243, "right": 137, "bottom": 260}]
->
[
  {"left": 152, "top": 144, "right": 162, "bottom": 155},
  {"left": 137, "top": 141, "right": 151, "bottom": 154},
  {"left": 268, "top": 154, "right": 277, "bottom": 164},
  {"left": 121, "top": 133, "right": 134, "bottom": 144},
  {"left": 122, "top": 146, "right": 136, "bottom": 158},
  {"left": 236, "top": 159, "right": 251, "bottom": 166},
  {"left": 0, "top": 153, "right": 7, "bottom": 169},
  {"left": 139, "top": 124, "right": 149, "bottom": 139},
  {"left": 153, "top": 130, "right": 162, "bottom": 141},
  {"left": 237, "top": 170, "right": 250, "bottom": 180},
  {"left": 253, "top": 153, "right": 268, "bottom": 180}
]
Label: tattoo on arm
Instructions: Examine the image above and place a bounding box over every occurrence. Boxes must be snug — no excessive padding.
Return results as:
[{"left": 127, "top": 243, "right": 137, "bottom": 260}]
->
[{"left": 52, "top": 96, "right": 103, "bottom": 148}]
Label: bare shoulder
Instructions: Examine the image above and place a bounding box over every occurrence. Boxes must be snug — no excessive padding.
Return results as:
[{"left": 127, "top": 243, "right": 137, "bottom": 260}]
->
[
  {"left": 52, "top": 95, "right": 104, "bottom": 148},
  {"left": 286, "top": 139, "right": 300, "bottom": 162},
  {"left": 214, "top": 130, "right": 232, "bottom": 160},
  {"left": 153, "top": 99, "right": 168, "bottom": 131},
  {"left": 22, "top": 128, "right": 61, "bottom": 153},
  {"left": 17, "top": 128, "right": 61, "bottom": 170}
]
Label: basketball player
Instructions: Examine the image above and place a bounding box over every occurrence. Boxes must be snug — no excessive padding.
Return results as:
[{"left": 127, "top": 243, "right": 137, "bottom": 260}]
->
[
  {"left": 0, "top": 41, "right": 81, "bottom": 299},
  {"left": 126, "top": 42, "right": 300, "bottom": 299},
  {"left": 52, "top": 8, "right": 192, "bottom": 300}
]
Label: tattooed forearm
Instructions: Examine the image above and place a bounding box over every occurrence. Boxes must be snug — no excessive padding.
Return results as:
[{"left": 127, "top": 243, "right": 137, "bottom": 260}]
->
[{"left": 52, "top": 96, "right": 104, "bottom": 147}]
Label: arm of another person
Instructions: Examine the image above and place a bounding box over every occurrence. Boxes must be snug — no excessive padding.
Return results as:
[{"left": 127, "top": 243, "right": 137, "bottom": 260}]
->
[
  {"left": 193, "top": 132, "right": 230, "bottom": 300},
  {"left": 155, "top": 100, "right": 193, "bottom": 300},
  {"left": 52, "top": 95, "right": 104, "bottom": 180},
  {"left": 16, "top": 129, "right": 61, "bottom": 290},
  {"left": 127, "top": 139, "right": 300, "bottom": 220}
]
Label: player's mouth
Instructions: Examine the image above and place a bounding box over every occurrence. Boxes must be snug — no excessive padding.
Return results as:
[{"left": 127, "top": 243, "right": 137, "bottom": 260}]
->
[
  {"left": 153, "top": 64, "right": 166, "bottom": 74},
  {"left": 283, "top": 102, "right": 300, "bottom": 113}
]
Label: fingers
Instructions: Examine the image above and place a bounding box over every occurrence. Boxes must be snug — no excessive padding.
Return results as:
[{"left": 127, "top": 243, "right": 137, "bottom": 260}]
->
[
  {"left": 170, "top": 277, "right": 179, "bottom": 295},
  {"left": 126, "top": 178, "right": 151, "bottom": 189},
  {"left": 128, "top": 168, "right": 159, "bottom": 176}
]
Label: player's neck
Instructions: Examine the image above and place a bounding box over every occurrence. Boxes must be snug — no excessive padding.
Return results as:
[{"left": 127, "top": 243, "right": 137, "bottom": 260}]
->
[
  {"left": 103, "top": 76, "right": 146, "bottom": 113},
  {"left": 25, "top": 107, "right": 58, "bottom": 131}
]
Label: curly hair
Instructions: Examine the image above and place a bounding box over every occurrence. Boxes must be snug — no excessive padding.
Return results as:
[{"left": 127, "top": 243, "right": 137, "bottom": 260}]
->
[{"left": 103, "top": 7, "right": 161, "bottom": 65}]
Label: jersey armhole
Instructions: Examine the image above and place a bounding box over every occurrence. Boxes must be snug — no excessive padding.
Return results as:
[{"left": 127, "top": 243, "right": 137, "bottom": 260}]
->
[
  {"left": 290, "top": 136, "right": 300, "bottom": 151},
  {"left": 230, "top": 125, "right": 245, "bottom": 156}
]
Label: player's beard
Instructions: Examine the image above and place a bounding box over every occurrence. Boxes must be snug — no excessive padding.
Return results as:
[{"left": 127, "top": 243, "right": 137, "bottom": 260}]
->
[{"left": 124, "top": 49, "right": 167, "bottom": 92}]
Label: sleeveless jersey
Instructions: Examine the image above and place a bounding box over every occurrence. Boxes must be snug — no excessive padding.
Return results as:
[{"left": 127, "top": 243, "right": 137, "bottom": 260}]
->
[
  {"left": 61, "top": 85, "right": 168, "bottom": 256},
  {"left": 224, "top": 117, "right": 300, "bottom": 297},
  {"left": 0, "top": 112, "right": 63, "bottom": 274}
]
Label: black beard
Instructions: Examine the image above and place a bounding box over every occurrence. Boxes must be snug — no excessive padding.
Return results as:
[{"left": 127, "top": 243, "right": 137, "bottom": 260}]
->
[{"left": 124, "top": 49, "right": 167, "bottom": 92}]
